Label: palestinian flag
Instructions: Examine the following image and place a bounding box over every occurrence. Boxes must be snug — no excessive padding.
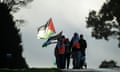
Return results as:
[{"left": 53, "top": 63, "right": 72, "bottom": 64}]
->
[
  {"left": 37, "top": 18, "right": 56, "bottom": 39},
  {"left": 42, "top": 31, "right": 63, "bottom": 48}
]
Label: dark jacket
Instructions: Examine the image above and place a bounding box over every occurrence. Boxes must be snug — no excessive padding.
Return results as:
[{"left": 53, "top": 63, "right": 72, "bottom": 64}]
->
[{"left": 79, "top": 39, "right": 87, "bottom": 56}]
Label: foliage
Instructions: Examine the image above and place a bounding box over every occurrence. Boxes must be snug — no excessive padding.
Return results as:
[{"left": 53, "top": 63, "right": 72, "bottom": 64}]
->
[
  {"left": 0, "top": 3, "right": 28, "bottom": 69},
  {"left": 0, "top": 0, "right": 33, "bottom": 69},
  {"left": 0, "top": 0, "right": 33, "bottom": 12},
  {"left": 99, "top": 60, "right": 120, "bottom": 68},
  {"left": 0, "top": 0, "right": 33, "bottom": 25},
  {"left": 86, "top": 0, "right": 120, "bottom": 47}
]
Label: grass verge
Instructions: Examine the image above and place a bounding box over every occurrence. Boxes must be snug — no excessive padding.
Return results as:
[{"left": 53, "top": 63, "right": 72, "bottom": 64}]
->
[{"left": 0, "top": 68, "right": 60, "bottom": 72}]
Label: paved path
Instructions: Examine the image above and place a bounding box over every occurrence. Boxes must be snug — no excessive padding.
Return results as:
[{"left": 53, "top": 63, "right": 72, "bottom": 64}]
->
[{"left": 59, "top": 68, "right": 120, "bottom": 72}]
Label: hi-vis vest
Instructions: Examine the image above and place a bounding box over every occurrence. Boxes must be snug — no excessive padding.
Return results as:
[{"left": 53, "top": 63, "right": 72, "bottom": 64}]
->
[
  {"left": 73, "top": 39, "right": 80, "bottom": 49},
  {"left": 57, "top": 43, "right": 65, "bottom": 54}
]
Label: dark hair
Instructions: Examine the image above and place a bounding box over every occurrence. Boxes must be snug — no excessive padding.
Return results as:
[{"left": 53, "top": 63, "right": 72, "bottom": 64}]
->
[
  {"left": 74, "top": 32, "right": 78, "bottom": 36},
  {"left": 80, "top": 34, "right": 83, "bottom": 38},
  {"left": 62, "top": 35, "right": 65, "bottom": 38}
]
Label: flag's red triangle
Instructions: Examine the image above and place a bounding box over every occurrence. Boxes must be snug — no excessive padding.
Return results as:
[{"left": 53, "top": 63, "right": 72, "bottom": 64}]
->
[{"left": 48, "top": 18, "right": 56, "bottom": 33}]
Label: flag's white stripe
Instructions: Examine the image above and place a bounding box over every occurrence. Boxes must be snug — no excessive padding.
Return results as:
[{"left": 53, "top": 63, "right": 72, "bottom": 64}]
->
[{"left": 37, "top": 29, "right": 54, "bottom": 39}]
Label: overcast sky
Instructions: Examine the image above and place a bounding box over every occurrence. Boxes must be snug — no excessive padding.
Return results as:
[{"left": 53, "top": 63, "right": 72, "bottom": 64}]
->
[{"left": 14, "top": 0, "right": 120, "bottom": 68}]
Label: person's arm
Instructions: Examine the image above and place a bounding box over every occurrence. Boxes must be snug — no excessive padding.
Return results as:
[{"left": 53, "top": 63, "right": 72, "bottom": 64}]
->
[
  {"left": 54, "top": 45, "right": 58, "bottom": 56},
  {"left": 84, "top": 40, "right": 87, "bottom": 48}
]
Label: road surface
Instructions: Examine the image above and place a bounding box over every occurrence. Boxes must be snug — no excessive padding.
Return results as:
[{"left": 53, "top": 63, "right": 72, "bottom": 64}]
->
[{"left": 60, "top": 68, "right": 120, "bottom": 72}]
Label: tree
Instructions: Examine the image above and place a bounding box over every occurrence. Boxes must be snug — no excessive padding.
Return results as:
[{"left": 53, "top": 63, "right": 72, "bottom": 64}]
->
[
  {"left": 86, "top": 0, "right": 120, "bottom": 47},
  {"left": 0, "top": 0, "right": 33, "bottom": 69},
  {"left": 99, "top": 60, "right": 120, "bottom": 68},
  {"left": 0, "top": 0, "right": 33, "bottom": 24},
  {"left": 0, "top": 0, "right": 33, "bottom": 9}
]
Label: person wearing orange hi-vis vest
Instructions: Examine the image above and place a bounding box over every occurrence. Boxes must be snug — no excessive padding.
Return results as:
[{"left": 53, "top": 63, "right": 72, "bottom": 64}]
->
[
  {"left": 56, "top": 36, "right": 66, "bottom": 69},
  {"left": 70, "top": 32, "right": 81, "bottom": 69}
]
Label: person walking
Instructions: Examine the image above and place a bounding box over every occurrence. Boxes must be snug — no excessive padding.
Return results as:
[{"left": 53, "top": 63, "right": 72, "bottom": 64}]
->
[
  {"left": 64, "top": 38, "right": 71, "bottom": 69},
  {"left": 79, "top": 34, "right": 87, "bottom": 69},
  {"left": 70, "top": 32, "right": 81, "bottom": 69},
  {"left": 54, "top": 41, "right": 60, "bottom": 69},
  {"left": 56, "top": 37, "right": 66, "bottom": 69}
]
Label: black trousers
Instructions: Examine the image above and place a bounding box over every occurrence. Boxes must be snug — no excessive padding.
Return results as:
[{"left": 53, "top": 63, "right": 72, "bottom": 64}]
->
[
  {"left": 58, "top": 54, "right": 65, "bottom": 69},
  {"left": 65, "top": 53, "right": 71, "bottom": 69}
]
